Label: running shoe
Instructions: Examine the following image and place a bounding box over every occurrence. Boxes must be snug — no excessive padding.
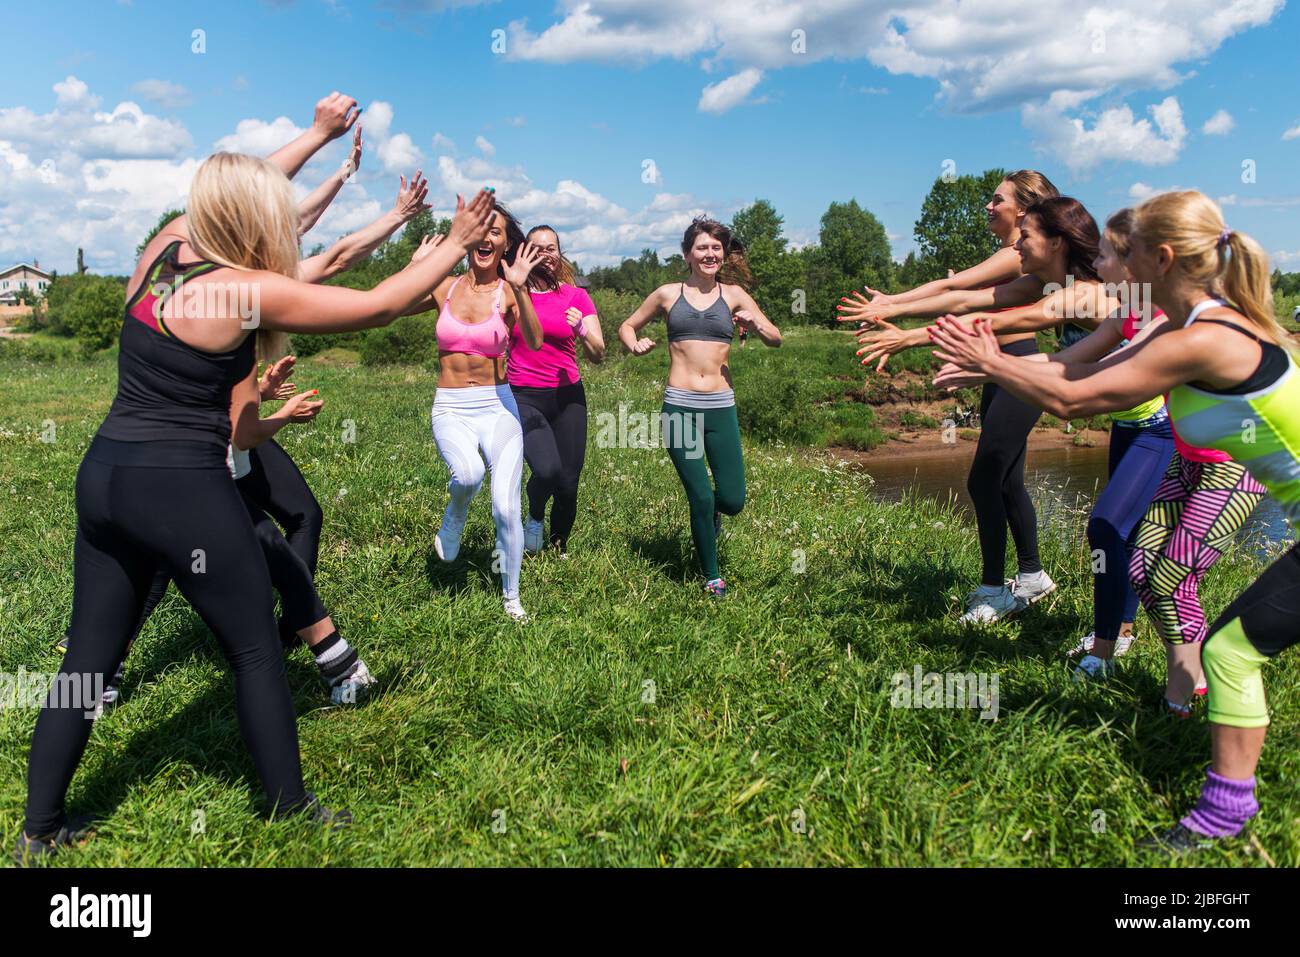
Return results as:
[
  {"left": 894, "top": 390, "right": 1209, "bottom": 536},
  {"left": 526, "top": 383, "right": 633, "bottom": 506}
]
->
[
  {"left": 329, "top": 659, "right": 376, "bottom": 706},
  {"left": 503, "top": 598, "right": 529, "bottom": 622},
  {"left": 524, "top": 516, "right": 545, "bottom": 554},
  {"left": 1065, "top": 632, "right": 1135, "bottom": 658},
  {"left": 959, "top": 585, "right": 1025, "bottom": 624},
  {"left": 280, "top": 793, "right": 352, "bottom": 830},
  {"left": 1009, "top": 570, "right": 1056, "bottom": 605},
  {"left": 1165, "top": 697, "right": 1193, "bottom": 718},
  {"left": 704, "top": 578, "right": 727, "bottom": 600},
  {"left": 434, "top": 501, "right": 468, "bottom": 561},
  {"left": 12, "top": 815, "right": 97, "bottom": 867},
  {"left": 1139, "top": 822, "right": 1214, "bottom": 855},
  {"left": 1073, "top": 654, "right": 1116, "bottom": 682}
]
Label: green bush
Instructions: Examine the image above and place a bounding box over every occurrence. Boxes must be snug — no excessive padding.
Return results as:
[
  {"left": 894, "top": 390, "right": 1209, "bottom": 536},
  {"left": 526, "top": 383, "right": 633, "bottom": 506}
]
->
[
  {"left": 65, "top": 276, "right": 127, "bottom": 352},
  {"left": 291, "top": 330, "right": 363, "bottom": 358},
  {"left": 359, "top": 313, "right": 438, "bottom": 366}
]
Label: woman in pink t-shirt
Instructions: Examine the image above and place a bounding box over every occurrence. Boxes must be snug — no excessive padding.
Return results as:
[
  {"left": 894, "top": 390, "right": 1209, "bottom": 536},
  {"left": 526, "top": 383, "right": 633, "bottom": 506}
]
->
[{"left": 508, "top": 225, "right": 606, "bottom": 553}]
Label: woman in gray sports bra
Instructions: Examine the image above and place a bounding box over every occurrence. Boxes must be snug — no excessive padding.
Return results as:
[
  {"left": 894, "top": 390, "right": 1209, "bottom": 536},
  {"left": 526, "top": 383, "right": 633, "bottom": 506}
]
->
[{"left": 618, "top": 217, "right": 782, "bottom": 599}]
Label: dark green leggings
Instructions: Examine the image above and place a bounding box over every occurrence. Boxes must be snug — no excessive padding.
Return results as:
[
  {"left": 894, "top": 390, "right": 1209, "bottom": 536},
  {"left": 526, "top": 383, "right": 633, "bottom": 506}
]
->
[{"left": 662, "top": 402, "right": 746, "bottom": 579}]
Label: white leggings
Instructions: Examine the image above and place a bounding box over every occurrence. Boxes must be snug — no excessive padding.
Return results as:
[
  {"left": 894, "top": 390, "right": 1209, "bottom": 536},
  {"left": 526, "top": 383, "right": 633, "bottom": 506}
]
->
[{"left": 430, "top": 384, "right": 524, "bottom": 600}]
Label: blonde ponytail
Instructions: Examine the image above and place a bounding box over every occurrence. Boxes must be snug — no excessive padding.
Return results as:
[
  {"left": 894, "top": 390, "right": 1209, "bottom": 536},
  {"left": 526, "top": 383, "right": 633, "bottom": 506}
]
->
[{"left": 1133, "top": 190, "right": 1292, "bottom": 351}]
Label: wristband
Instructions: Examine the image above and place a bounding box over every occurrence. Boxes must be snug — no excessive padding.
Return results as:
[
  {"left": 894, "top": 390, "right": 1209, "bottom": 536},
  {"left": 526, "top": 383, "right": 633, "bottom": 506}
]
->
[
  {"left": 573, "top": 319, "right": 588, "bottom": 339},
  {"left": 340, "top": 158, "right": 356, "bottom": 180}
]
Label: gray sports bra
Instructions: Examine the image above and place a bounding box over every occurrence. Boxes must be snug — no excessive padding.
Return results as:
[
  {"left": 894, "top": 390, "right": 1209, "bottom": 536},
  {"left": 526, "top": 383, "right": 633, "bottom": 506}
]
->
[{"left": 666, "top": 284, "right": 734, "bottom": 344}]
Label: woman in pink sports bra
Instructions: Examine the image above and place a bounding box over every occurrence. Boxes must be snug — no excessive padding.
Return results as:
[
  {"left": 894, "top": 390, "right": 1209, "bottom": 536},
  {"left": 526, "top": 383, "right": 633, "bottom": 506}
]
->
[{"left": 405, "top": 203, "right": 544, "bottom": 621}]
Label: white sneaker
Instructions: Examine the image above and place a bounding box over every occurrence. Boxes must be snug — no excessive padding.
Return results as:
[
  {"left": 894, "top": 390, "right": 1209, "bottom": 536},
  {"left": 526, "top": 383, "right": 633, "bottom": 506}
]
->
[
  {"left": 503, "top": 598, "right": 529, "bottom": 622},
  {"left": 959, "top": 585, "right": 1027, "bottom": 624},
  {"left": 524, "top": 516, "right": 544, "bottom": 554},
  {"left": 434, "top": 501, "right": 467, "bottom": 562},
  {"left": 1010, "top": 570, "right": 1056, "bottom": 605},
  {"left": 330, "top": 659, "right": 376, "bottom": 706},
  {"left": 1073, "top": 654, "right": 1116, "bottom": 682},
  {"left": 1066, "top": 632, "right": 1135, "bottom": 658}
]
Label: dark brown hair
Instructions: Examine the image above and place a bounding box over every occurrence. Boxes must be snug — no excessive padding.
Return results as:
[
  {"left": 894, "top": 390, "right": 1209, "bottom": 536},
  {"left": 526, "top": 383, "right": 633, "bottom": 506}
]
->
[
  {"left": 524, "top": 223, "right": 575, "bottom": 290},
  {"left": 1022, "top": 196, "right": 1102, "bottom": 282},
  {"left": 681, "top": 217, "right": 752, "bottom": 288}
]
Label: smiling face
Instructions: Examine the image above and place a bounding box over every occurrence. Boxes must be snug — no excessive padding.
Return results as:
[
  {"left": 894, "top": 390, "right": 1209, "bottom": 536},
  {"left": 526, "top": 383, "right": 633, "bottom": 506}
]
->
[
  {"left": 1013, "top": 212, "right": 1059, "bottom": 276},
  {"left": 986, "top": 179, "right": 1022, "bottom": 239},
  {"left": 529, "top": 228, "right": 561, "bottom": 278},
  {"left": 471, "top": 211, "right": 509, "bottom": 272},
  {"left": 687, "top": 232, "right": 726, "bottom": 280}
]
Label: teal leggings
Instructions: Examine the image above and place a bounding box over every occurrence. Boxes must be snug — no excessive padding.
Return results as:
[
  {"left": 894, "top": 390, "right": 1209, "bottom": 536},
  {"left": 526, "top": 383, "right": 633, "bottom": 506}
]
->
[{"left": 662, "top": 402, "right": 746, "bottom": 580}]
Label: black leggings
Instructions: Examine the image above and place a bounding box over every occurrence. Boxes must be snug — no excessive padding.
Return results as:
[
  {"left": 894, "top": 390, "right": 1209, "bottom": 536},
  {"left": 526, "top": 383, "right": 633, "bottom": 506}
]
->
[
  {"left": 239, "top": 438, "right": 324, "bottom": 575},
  {"left": 968, "top": 339, "right": 1044, "bottom": 586},
  {"left": 512, "top": 382, "right": 588, "bottom": 550},
  {"left": 25, "top": 439, "right": 308, "bottom": 836}
]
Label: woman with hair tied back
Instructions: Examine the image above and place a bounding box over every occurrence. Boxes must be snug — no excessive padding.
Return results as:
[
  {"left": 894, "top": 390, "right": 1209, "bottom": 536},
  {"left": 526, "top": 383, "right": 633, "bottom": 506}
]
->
[
  {"left": 16, "top": 144, "right": 497, "bottom": 862},
  {"left": 618, "top": 217, "right": 782, "bottom": 599},
  {"left": 929, "top": 189, "right": 1300, "bottom": 853}
]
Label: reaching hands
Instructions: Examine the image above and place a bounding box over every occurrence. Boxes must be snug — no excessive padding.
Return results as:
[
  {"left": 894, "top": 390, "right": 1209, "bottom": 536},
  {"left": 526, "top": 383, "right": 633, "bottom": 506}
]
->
[
  {"left": 447, "top": 190, "right": 497, "bottom": 252},
  {"left": 259, "top": 355, "right": 297, "bottom": 401},
  {"left": 503, "top": 241, "right": 544, "bottom": 287},
  {"left": 409, "top": 233, "right": 445, "bottom": 266},
  {"left": 313, "top": 92, "right": 361, "bottom": 142},
  {"left": 927, "top": 315, "right": 1002, "bottom": 378},
  {"left": 836, "top": 289, "right": 894, "bottom": 328},
  {"left": 853, "top": 318, "right": 910, "bottom": 372},
  {"left": 394, "top": 170, "right": 431, "bottom": 222},
  {"left": 340, "top": 123, "right": 363, "bottom": 179}
]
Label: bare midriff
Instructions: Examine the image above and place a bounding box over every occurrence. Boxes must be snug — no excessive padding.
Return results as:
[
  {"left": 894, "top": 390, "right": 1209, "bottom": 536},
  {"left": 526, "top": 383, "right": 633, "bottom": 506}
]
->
[
  {"left": 438, "top": 352, "right": 509, "bottom": 388},
  {"left": 667, "top": 340, "right": 734, "bottom": 392}
]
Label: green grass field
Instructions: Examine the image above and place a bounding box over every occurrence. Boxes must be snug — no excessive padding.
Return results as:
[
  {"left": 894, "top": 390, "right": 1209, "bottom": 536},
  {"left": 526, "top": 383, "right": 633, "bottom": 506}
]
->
[{"left": 1, "top": 327, "right": 1296, "bottom": 866}]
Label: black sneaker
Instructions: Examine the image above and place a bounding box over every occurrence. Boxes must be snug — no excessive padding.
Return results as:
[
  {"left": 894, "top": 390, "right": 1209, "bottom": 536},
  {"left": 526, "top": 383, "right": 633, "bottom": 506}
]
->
[
  {"left": 13, "top": 815, "right": 98, "bottom": 866},
  {"left": 1140, "top": 822, "right": 1215, "bottom": 855},
  {"left": 277, "top": 793, "right": 352, "bottom": 830}
]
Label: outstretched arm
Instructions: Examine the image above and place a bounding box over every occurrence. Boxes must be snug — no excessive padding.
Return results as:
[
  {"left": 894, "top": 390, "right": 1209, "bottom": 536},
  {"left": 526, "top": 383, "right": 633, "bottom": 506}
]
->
[
  {"left": 869, "top": 246, "right": 1024, "bottom": 307},
  {"left": 296, "top": 123, "right": 364, "bottom": 237},
  {"left": 266, "top": 92, "right": 360, "bottom": 181},
  {"left": 299, "top": 169, "right": 430, "bottom": 284}
]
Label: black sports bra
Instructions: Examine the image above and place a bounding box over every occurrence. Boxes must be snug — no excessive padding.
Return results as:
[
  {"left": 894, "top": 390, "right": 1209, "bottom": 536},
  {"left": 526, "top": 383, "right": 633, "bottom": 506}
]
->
[{"left": 1193, "top": 318, "right": 1289, "bottom": 395}]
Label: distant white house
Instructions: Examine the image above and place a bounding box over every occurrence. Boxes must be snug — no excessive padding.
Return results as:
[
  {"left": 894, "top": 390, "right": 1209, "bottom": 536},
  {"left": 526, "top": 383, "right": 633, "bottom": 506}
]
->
[{"left": 0, "top": 262, "right": 52, "bottom": 305}]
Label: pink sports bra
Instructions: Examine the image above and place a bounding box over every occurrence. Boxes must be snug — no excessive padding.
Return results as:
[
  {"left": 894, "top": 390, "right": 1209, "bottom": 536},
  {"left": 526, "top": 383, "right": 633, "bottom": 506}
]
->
[{"left": 436, "top": 277, "right": 509, "bottom": 357}]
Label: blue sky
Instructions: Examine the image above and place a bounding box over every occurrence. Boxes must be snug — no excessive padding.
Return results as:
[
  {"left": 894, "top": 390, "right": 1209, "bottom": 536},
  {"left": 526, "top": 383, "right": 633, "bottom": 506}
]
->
[{"left": 1, "top": 0, "right": 1297, "bottom": 275}]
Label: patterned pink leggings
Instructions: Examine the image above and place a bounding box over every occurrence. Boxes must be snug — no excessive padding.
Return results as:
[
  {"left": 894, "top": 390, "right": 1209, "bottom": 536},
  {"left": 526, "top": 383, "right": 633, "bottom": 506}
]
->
[{"left": 1128, "top": 454, "right": 1266, "bottom": 645}]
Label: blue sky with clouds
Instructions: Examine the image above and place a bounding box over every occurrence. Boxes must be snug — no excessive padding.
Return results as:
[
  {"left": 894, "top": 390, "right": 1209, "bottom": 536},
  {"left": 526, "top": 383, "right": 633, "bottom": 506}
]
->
[{"left": 2, "top": 0, "right": 1298, "bottom": 275}]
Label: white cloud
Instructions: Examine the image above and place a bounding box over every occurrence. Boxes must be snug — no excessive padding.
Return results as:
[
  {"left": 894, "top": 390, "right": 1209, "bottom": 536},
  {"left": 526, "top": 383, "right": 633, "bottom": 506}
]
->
[
  {"left": 474, "top": 135, "right": 495, "bottom": 157},
  {"left": 1272, "top": 249, "right": 1300, "bottom": 267},
  {"left": 131, "top": 79, "right": 193, "bottom": 110},
  {"left": 1023, "top": 94, "right": 1187, "bottom": 176},
  {"left": 53, "top": 75, "right": 98, "bottom": 109},
  {"left": 698, "top": 69, "right": 763, "bottom": 115},
  {"left": 1202, "top": 109, "right": 1234, "bottom": 136},
  {"left": 361, "top": 100, "right": 424, "bottom": 173},
  {"left": 502, "top": 1, "right": 1278, "bottom": 165},
  {"left": 1129, "top": 182, "right": 1185, "bottom": 201},
  {"left": 1283, "top": 124, "right": 1300, "bottom": 141},
  {"left": 431, "top": 154, "right": 712, "bottom": 268},
  {"left": 431, "top": 132, "right": 456, "bottom": 154},
  {"left": 214, "top": 116, "right": 304, "bottom": 155},
  {"left": 505, "top": 115, "right": 526, "bottom": 127}
]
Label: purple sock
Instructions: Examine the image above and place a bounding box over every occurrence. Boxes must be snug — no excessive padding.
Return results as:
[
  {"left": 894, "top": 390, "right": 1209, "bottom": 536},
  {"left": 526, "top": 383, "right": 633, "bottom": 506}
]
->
[{"left": 1180, "top": 769, "right": 1258, "bottom": 838}]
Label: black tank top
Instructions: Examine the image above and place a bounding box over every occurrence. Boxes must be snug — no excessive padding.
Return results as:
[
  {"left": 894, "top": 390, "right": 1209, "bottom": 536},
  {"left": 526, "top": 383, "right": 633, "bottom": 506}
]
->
[{"left": 96, "top": 241, "right": 254, "bottom": 451}]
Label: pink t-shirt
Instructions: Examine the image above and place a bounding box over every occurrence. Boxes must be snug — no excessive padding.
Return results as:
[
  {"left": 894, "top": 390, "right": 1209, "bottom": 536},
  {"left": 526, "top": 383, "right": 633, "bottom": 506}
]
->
[
  {"left": 507, "top": 284, "right": 596, "bottom": 389},
  {"left": 1122, "top": 310, "right": 1230, "bottom": 464}
]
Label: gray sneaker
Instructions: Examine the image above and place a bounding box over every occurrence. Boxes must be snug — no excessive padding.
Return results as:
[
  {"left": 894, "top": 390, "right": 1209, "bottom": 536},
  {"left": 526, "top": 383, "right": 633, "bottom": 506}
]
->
[
  {"left": 959, "top": 585, "right": 1027, "bottom": 624},
  {"left": 1009, "top": 570, "right": 1056, "bottom": 605}
]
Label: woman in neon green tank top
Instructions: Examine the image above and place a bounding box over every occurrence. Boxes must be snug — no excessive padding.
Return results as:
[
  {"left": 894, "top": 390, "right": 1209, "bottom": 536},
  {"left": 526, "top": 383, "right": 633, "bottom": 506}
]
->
[{"left": 927, "top": 189, "right": 1300, "bottom": 855}]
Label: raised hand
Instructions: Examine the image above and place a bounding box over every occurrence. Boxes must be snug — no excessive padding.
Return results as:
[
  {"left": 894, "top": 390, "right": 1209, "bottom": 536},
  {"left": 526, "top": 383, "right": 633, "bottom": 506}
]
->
[
  {"left": 410, "top": 233, "right": 445, "bottom": 265},
  {"left": 313, "top": 92, "right": 360, "bottom": 142},
  {"left": 342, "top": 123, "right": 363, "bottom": 179},
  {"left": 259, "top": 354, "right": 297, "bottom": 401},
  {"left": 394, "top": 170, "right": 431, "bottom": 221},
  {"left": 836, "top": 289, "right": 893, "bottom": 327},
  {"left": 630, "top": 336, "right": 657, "bottom": 356},
  {"left": 448, "top": 190, "right": 496, "bottom": 251},
  {"left": 565, "top": 306, "right": 585, "bottom": 332},
  {"left": 927, "top": 315, "right": 1001, "bottom": 373},
  {"left": 503, "top": 241, "right": 544, "bottom": 287}
]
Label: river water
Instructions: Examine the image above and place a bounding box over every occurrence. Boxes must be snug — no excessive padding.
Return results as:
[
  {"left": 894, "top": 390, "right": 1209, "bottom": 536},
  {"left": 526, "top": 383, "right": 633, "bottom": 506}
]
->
[{"left": 857, "top": 441, "right": 1293, "bottom": 557}]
